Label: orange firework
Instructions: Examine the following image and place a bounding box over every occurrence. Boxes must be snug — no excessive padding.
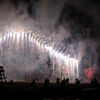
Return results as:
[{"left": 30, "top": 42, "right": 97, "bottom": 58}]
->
[{"left": 85, "top": 67, "right": 94, "bottom": 79}]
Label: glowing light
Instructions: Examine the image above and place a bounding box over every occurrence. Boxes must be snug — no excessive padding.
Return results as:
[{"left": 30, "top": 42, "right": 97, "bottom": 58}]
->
[
  {"left": 85, "top": 67, "right": 94, "bottom": 79},
  {"left": 0, "top": 29, "right": 79, "bottom": 81},
  {"left": 31, "top": 33, "right": 79, "bottom": 80}
]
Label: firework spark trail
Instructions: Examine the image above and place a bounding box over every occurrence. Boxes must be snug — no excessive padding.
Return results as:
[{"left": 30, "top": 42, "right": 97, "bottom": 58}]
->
[
  {"left": 31, "top": 32, "right": 79, "bottom": 79},
  {"left": 0, "top": 30, "right": 79, "bottom": 80}
]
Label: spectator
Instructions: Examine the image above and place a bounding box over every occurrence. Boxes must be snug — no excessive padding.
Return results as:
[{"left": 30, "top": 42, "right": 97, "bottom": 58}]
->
[{"left": 75, "top": 78, "right": 80, "bottom": 85}]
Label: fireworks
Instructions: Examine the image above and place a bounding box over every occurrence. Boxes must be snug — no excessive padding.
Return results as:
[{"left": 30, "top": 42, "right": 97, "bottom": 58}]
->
[
  {"left": 0, "top": 29, "right": 79, "bottom": 81},
  {"left": 31, "top": 32, "right": 79, "bottom": 80},
  {"left": 85, "top": 67, "right": 94, "bottom": 79}
]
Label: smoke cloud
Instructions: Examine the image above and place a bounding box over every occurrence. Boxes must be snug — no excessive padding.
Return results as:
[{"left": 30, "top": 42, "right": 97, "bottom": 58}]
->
[{"left": 0, "top": 0, "right": 100, "bottom": 82}]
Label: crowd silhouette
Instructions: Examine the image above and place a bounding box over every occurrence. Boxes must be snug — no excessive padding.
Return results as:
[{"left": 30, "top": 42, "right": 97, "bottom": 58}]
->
[
  {"left": 0, "top": 66, "right": 99, "bottom": 89},
  {"left": 29, "top": 77, "right": 99, "bottom": 88},
  {"left": 0, "top": 66, "right": 100, "bottom": 100}
]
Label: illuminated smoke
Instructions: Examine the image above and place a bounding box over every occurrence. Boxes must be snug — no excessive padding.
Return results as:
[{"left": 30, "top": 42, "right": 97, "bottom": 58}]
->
[
  {"left": 0, "top": 28, "right": 79, "bottom": 81},
  {"left": 85, "top": 67, "right": 94, "bottom": 79},
  {"left": 32, "top": 32, "right": 79, "bottom": 80}
]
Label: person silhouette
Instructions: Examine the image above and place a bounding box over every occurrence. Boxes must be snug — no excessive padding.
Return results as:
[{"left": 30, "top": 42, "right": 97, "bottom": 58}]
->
[
  {"left": 75, "top": 78, "right": 80, "bottom": 85},
  {"left": 44, "top": 78, "right": 49, "bottom": 87},
  {"left": 65, "top": 78, "right": 69, "bottom": 85},
  {"left": 31, "top": 79, "right": 36, "bottom": 87},
  {"left": 56, "top": 77, "right": 60, "bottom": 85},
  {"left": 93, "top": 77, "right": 98, "bottom": 86}
]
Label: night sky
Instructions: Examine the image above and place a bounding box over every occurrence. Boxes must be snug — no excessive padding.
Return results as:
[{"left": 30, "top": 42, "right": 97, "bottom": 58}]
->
[
  {"left": 0, "top": 0, "right": 99, "bottom": 37},
  {"left": 0, "top": 0, "right": 100, "bottom": 82}
]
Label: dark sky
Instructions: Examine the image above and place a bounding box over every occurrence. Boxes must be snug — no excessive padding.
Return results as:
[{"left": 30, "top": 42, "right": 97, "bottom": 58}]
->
[
  {"left": 9, "top": 0, "right": 100, "bottom": 37},
  {"left": 0, "top": 0, "right": 100, "bottom": 38}
]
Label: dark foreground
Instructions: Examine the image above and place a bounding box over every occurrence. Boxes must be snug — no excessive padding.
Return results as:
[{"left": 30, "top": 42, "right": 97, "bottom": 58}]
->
[{"left": 0, "top": 82, "right": 100, "bottom": 100}]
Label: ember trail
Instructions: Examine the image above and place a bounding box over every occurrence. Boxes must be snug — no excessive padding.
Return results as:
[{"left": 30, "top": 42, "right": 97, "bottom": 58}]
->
[{"left": 0, "top": 29, "right": 79, "bottom": 82}]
